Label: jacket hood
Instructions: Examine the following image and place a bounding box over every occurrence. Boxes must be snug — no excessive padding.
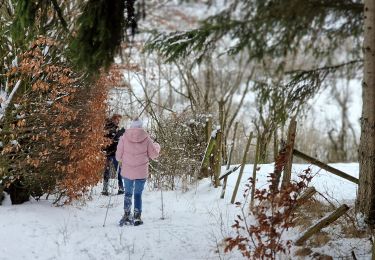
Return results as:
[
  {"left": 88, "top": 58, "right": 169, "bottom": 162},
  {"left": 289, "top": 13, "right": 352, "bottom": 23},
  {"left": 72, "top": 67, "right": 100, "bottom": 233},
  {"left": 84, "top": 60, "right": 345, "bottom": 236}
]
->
[{"left": 125, "top": 128, "right": 148, "bottom": 143}]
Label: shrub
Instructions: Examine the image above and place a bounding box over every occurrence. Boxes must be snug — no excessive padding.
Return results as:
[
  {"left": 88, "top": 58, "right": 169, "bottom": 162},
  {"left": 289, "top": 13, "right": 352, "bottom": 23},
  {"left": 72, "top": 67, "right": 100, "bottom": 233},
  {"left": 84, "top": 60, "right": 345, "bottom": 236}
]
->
[
  {"left": 0, "top": 37, "right": 123, "bottom": 204},
  {"left": 149, "top": 113, "right": 208, "bottom": 191},
  {"left": 225, "top": 166, "right": 313, "bottom": 259}
]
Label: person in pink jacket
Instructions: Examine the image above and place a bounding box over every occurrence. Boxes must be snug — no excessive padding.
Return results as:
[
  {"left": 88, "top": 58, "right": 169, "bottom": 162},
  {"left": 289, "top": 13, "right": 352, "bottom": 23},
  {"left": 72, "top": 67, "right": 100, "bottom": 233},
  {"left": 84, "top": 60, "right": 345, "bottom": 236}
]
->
[{"left": 116, "top": 118, "right": 160, "bottom": 226}]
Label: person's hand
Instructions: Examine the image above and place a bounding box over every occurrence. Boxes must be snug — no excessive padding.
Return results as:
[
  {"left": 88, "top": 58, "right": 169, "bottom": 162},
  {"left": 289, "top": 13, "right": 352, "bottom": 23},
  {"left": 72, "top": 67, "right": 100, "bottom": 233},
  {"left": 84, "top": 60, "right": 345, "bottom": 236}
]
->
[{"left": 118, "top": 161, "right": 122, "bottom": 166}]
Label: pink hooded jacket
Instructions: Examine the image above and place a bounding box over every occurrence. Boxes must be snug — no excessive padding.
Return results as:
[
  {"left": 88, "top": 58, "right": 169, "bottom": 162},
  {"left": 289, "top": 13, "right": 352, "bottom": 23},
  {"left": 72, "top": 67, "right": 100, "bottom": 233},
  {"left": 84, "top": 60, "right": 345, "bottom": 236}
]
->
[{"left": 115, "top": 128, "right": 160, "bottom": 180}]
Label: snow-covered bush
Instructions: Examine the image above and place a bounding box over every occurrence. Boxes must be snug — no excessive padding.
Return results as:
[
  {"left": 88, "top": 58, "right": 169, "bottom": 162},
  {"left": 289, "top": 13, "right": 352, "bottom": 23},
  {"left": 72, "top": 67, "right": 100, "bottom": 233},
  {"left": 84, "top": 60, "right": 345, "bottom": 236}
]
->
[{"left": 149, "top": 113, "right": 209, "bottom": 191}]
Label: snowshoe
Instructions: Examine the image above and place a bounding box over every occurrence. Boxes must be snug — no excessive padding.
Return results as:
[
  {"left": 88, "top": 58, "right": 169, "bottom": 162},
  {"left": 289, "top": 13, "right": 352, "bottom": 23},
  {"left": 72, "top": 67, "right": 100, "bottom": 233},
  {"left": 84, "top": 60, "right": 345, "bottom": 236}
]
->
[
  {"left": 133, "top": 212, "right": 143, "bottom": 226},
  {"left": 119, "top": 212, "right": 133, "bottom": 226}
]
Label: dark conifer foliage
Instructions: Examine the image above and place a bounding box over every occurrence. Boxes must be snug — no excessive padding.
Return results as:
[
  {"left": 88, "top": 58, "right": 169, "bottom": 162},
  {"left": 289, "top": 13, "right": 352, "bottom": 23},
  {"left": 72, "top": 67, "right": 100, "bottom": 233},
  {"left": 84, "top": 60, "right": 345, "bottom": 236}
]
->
[
  {"left": 11, "top": 0, "right": 39, "bottom": 43},
  {"left": 69, "top": 0, "right": 127, "bottom": 73},
  {"left": 126, "top": 0, "right": 138, "bottom": 36},
  {"left": 69, "top": 0, "right": 144, "bottom": 73},
  {"left": 11, "top": 0, "right": 68, "bottom": 44},
  {"left": 9, "top": 0, "right": 142, "bottom": 75},
  {"left": 146, "top": 0, "right": 363, "bottom": 63}
]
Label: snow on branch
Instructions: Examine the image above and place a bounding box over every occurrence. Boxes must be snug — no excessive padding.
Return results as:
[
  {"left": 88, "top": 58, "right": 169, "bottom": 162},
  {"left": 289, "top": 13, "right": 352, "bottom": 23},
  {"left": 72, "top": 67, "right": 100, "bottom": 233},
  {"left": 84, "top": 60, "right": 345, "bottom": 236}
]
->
[{"left": 0, "top": 79, "right": 21, "bottom": 121}]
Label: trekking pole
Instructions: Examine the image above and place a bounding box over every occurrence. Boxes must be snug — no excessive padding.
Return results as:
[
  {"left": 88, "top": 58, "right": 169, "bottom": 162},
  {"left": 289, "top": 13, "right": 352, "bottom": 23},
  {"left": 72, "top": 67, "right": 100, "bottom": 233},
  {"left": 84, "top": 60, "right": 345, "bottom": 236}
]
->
[
  {"left": 156, "top": 161, "right": 165, "bottom": 220},
  {"left": 150, "top": 161, "right": 165, "bottom": 220},
  {"left": 103, "top": 163, "right": 120, "bottom": 227},
  {"left": 160, "top": 179, "right": 165, "bottom": 220}
]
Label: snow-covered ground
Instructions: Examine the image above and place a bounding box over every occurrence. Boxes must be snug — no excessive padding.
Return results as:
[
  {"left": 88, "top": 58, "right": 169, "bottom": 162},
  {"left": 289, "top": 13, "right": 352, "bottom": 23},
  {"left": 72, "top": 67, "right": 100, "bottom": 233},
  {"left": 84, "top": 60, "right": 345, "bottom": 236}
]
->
[{"left": 0, "top": 163, "right": 370, "bottom": 260}]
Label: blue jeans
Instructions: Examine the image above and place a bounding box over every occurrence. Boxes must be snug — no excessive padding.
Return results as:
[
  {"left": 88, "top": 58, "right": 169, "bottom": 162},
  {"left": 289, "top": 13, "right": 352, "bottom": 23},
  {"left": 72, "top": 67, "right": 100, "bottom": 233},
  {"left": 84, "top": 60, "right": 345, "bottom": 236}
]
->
[
  {"left": 123, "top": 178, "right": 146, "bottom": 214},
  {"left": 103, "top": 156, "right": 123, "bottom": 192}
]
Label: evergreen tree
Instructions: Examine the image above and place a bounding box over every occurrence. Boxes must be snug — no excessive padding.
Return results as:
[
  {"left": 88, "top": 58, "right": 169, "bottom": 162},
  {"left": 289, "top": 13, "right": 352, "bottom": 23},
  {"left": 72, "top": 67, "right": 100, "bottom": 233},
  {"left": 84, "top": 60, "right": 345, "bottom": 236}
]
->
[{"left": 9, "top": 0, "right": 140, "bottom": 75}]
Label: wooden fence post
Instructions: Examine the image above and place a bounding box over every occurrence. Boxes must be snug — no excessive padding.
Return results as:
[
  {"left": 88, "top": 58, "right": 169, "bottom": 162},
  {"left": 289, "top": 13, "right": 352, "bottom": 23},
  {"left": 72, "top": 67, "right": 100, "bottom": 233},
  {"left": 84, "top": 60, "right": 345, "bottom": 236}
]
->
[
  {"left": 205, "top": 117, "right": 212, "bottom": 143},
  {"left": 230, "top": 131, "right": 253, "bottom": 204},
  {"left": 213, "top": 130, "right": 222, "bottom": 188},
  {"left": 199, "top": 130, "right": 216, "bottom": 179},
  {"left": 295, "top": 204, "right": 350, "bottom": 246},
  {"left": 281, "top": 116, "right": 297, "bottom": 189},
  {"left": 201, "top": 118, "right": 213, "bottom": 179},
  {"left": 273, "top": 128, "right": 279, "bottom": 162},
  {"left": 296, "top": 186, "right": 317, "bottom": 207},
  {"left": 270, "top": 140, "right": 286, "bottom": 193},
  {"left": 221, "top": 122, "right": 238, "bottom": 199},
  {"left": 250, "top": 136, "right": 261, "bottom": 209},
  {"left": 289, "top": 186, "right": 317, "bottom": 213}
]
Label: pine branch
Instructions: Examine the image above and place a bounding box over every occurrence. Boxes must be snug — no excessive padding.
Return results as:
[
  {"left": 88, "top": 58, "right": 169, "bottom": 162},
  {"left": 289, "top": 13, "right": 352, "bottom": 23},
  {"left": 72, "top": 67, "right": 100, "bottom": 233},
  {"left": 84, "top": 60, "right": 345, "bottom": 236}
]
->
[
  {"left": 146, "top": 0, "right": 363, "bottom": 64},
  {"left": 286, "top": 59, "right": 363, "bottom": 75}
]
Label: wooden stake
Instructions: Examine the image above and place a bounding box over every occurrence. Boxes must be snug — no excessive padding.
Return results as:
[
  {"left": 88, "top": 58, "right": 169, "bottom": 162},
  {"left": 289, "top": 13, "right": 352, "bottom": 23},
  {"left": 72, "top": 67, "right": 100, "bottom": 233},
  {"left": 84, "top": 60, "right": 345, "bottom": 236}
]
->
[
  {"left": 281, "top": 116, "right": 297, "bottom": 189},
  {"left": 295, "top": 204, "right": 350, "bottom": 246},
  {"left": 230, "top": 131, "right": 253, "bottom": 204},
  {"left": 221, "top": 122, "right": 238, "bottom": 199},
  {"left": 205, "top": 117, "right": 212, "bottom": 142},
  {"left": 200, "top": 118, "right": 214, "bottom": 179},
  {"left": 295, "top": 186, "right": 316, "bottom": 207},
  {"left": 250, "top": 136, "right": 261, "bottom": 209},
  {"left": 200, "top": 134, "right": 216, "bottom": 170},
  {"left": 213, "top": 130, "right": 222, "bottom": 188},
  {"left": 273, "top": 128, "right": 279, "bottom": 162}
]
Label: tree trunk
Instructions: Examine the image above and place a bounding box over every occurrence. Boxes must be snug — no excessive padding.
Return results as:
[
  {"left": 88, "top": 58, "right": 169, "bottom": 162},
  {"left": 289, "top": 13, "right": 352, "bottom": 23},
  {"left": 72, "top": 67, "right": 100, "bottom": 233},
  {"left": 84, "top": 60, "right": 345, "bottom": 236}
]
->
[{"left": 356, "top": 0, "right": 375, "bottom": 224}]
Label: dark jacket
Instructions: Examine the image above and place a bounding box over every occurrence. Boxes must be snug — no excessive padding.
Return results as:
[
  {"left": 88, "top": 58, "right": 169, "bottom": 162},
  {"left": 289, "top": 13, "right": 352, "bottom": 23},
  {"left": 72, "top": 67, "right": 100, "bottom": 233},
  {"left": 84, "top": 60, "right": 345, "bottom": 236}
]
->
[{"left": 104, "top": 120, "right": 125, "bottom": 157}]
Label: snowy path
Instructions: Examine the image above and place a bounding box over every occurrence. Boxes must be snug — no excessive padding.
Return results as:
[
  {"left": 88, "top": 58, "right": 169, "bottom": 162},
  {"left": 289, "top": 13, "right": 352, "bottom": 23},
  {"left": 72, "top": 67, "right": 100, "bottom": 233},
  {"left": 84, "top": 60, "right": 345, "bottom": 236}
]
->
[
  {"left": 0, "top": 163, "right": 361, "bottom": 260},
  {"left": 0, "top": 179, "right": 238, "bottom": 260}
]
